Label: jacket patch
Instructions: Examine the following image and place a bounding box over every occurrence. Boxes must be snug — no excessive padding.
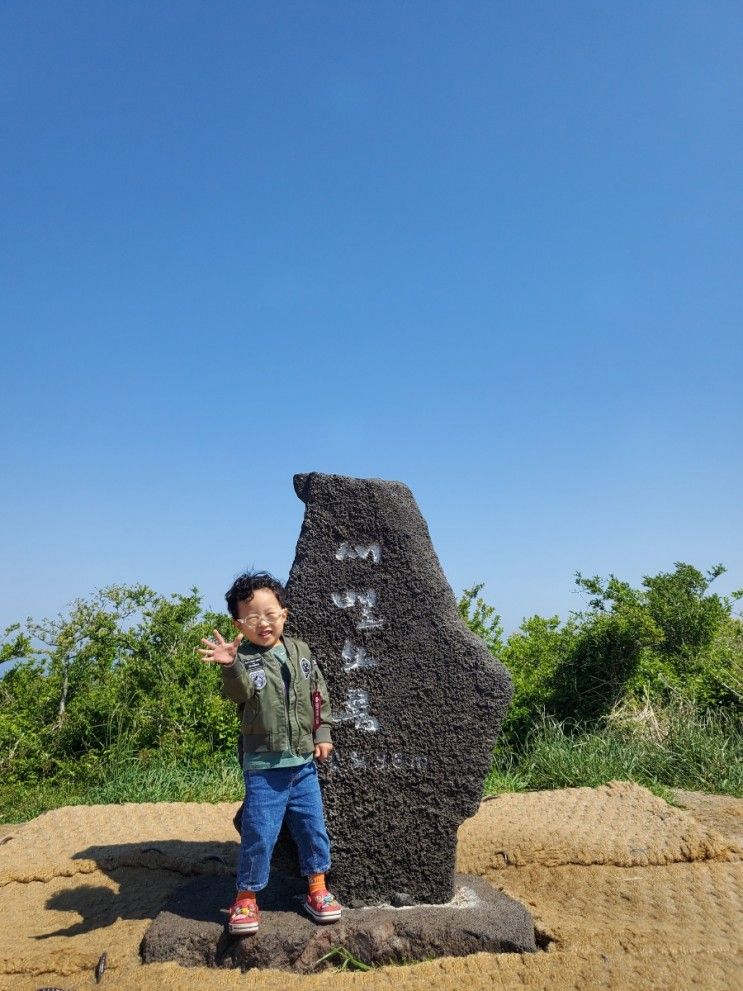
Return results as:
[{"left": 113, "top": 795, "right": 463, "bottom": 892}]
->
[
  {"left": 300, "top": 657, "right": 311, "bottom": 679},
  {"left": 249, "top": 669, "right": 267, "bottom": 690}
]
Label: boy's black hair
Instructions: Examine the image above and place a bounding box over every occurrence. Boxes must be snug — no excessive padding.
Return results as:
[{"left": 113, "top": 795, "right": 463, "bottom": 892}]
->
[{"left": 225, "top": 571, "right": 287, "bottom": 619}]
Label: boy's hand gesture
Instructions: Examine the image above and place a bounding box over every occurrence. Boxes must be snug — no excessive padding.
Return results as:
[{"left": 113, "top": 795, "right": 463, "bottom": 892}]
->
[{"left": 199, "top": 629, "right": 242, "bottom": 666}]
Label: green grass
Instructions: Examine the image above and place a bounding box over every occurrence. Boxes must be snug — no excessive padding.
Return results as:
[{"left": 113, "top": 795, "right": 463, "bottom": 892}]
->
[
  {"left": 313, "top": 947, "right": 372, "bottom": 972},
  {"left": 2, "top": 705, "right": 740, "bottom": 824},
  {"left": 486, "top": 705, "right": 743, "bottom": 798},
  {"left": 0, "top": 755, "right": 243, "bottom": 824},
  {"left": 85, "top": 753, "right": 244, "bottom": 805},
  {"left": 0, "top": 778, "right": 91, "bottom": 824}
]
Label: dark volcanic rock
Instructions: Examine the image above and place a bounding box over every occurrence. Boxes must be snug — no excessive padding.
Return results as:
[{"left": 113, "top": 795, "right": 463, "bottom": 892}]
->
[
  {"left": 284, "top": 472, "right": 513, "bottom": 906},
  {"left": 140, "top": 873, "right": 536, "bottom": 972}
]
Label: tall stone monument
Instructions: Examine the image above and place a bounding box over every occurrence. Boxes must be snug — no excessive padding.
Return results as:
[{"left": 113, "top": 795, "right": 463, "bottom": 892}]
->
[
  {"left": 286, "top": 472, "right": 512, "bottom": 906},
  {"left": 140, "top": 472, "right": 533, "bottom": 970}
]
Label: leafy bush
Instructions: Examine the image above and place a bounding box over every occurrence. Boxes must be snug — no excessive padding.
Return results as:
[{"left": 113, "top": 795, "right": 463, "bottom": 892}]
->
[
  {"left": 461, "top": 562, "right": 742, "bottom": 746},
  {"left": 0, "top": 585, "right": 240, "bottom": 787}
]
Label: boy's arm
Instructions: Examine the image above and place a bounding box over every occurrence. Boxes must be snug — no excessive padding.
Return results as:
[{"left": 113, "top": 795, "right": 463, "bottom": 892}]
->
[
  {"left": 312, "top": 656, "right": 333, "bottom": 746},
  {"left": 221, "top": 655, "right": 256, "bottom": 704}
]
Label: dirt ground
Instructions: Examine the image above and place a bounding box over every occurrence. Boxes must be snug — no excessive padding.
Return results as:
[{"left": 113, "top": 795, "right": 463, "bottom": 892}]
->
[{"left": 1, "top": 781, "right": 741, "bottom": 991}]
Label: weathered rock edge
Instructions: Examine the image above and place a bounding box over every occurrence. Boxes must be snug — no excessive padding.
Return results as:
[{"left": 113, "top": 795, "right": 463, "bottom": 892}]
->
[{"left": 140, "top": 873, "right": 536, "bottom": 972}]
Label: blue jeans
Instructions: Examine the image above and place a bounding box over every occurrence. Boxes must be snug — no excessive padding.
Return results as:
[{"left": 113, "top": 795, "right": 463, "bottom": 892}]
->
[{"left": 237, "top": 760, "right": 331, "bottom": 893}]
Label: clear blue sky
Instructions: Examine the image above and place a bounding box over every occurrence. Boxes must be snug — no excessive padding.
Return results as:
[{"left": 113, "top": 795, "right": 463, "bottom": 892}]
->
[{"left": 2, "top": 1, "right": 741, "bottom": 637}]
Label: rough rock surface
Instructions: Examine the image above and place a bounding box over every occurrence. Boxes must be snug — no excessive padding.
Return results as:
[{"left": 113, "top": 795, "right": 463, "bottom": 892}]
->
[
  {"left": 140, "top": 873, "right": 536, "bottom": 972},
  {"left": 282, "top": 472, "right": 512, "bottom": 905}
]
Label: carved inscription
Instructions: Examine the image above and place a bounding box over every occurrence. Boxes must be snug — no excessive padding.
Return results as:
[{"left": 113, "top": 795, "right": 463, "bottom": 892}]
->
[
  {"left": 331, "top": 590, "right": 384, "bottom": 630},
  {"left": 342, "top": 639, "right": 379, "bottom": 672},
  {"left": 335, "top": 542, "right": 382, "bottom": 563},
  {"left": 332, "top": 542, "right": 383, "bottom": 735},
  {"left": 334, "top": 688, "right": 380, "bottom": 733},
  {"left": 327, "top": 750, "right": 428, "bottom": 773}
]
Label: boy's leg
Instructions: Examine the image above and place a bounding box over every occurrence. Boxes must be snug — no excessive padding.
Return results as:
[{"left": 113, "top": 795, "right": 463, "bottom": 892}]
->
[
  {"left": 283, "top": 761, "right": 331, "bottom": 878},
  {"left": 236, "top": 768, "right": 293, "bottom": 894},
  {"left": 284, "top": 761, "right": 341, "bottom": 922}
]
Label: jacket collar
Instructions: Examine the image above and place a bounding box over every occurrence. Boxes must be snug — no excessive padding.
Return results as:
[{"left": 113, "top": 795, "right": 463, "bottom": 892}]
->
[{"left": 238, "top": 635, "right": 297, "bottom": 664}]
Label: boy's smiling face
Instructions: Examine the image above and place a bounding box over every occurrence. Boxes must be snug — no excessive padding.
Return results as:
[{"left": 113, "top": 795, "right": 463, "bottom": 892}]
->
[{"left": 233, "top": 587, "right": 287, "bottom": 649}]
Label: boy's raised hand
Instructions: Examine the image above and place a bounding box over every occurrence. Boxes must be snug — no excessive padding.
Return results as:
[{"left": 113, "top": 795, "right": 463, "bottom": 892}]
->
[{"left": 199, "top": 629, "right": 242, "bottom": 666}]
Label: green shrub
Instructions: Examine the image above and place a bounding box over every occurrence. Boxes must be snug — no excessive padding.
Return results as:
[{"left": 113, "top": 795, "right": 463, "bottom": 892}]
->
[
  {"left": 461, "top": 563, "right": 742, "bottom": 746},
  {"left": 0, "top": 585, "right": 240, "bottom": 788}
]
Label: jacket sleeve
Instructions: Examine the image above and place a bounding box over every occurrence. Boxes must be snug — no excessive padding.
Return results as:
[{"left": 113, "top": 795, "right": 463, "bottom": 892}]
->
[
  {"left": 221, "top": 656, "right": 256, "bottom": 704},
  {"left": 311, "top": 653, "right": 334, "bottom": 746}
]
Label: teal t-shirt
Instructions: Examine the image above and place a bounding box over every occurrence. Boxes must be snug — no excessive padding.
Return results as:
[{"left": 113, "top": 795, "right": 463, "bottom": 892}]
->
[{"left": 242, "top": 641, "right": 313, "bottom": 772}]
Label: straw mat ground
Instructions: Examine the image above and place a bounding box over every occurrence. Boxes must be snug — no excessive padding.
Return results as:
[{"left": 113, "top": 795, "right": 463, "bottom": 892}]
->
[{"left": 0, "top": 781, "right": 741, "bottom": 991}]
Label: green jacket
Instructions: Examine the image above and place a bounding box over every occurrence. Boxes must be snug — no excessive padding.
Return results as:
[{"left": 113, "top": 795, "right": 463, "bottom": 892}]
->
[{"left": 222, "top": 635, "right": 333, "bottom": 756}]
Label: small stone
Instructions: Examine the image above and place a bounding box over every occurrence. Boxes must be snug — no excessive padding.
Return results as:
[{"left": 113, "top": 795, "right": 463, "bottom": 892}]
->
[
  {"left": 390, "top": 892, "right": 416, "bottom": 907},
  {"left": 94, "top": 952, "right": 107, "bottom": 983}
]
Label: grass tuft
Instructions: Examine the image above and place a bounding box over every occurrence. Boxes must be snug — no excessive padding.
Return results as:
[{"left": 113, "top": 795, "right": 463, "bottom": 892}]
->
[
  {"left": 488, "top": 704, "right": 742, "bottom": 798},
  {"left": 85, "top": 754, "right": 243, "bottom": 805},
  {"left": 313, "top": 946, "right": 372, "bottom": 972}
]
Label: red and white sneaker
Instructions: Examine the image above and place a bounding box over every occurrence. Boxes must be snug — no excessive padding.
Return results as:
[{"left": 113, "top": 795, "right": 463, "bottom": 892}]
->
[
  {"left": 228, "top": 896, "right": 260, "bottom": 935},
  {"left": 304, "top": 889, "right": 343, "bottom": 923}
]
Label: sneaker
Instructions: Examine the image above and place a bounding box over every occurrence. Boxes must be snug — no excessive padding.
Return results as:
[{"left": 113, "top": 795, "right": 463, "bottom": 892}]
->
[
  {"left": 228, "top": 896, "right": 260, "bottom": 935},
  {"left": 304, "top": 889, "right": 342, "bottom": 923}
]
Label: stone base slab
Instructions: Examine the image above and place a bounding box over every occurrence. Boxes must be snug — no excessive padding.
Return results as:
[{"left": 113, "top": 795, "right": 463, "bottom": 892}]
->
[{"left": 140, "top": 872, "right": 536, "bottom": 972}]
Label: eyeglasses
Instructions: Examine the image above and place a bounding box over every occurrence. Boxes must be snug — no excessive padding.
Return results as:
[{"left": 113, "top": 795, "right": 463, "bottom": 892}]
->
[{"left": 235, "top": 609, "right": 286, "bottom": 629}]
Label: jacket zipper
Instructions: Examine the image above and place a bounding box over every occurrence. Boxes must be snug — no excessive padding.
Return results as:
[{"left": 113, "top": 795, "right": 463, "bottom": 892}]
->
[
  {"left": 292, "top": 665, "right": 301, "bottom": 751},
  {"left": 281, "top": 659, "right": 293, "bottom": 751}
]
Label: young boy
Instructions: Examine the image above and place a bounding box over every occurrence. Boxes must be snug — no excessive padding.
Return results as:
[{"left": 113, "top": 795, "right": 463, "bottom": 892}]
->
[{"left": 199, "top": 571, "right": 341, "bottom": 934}]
